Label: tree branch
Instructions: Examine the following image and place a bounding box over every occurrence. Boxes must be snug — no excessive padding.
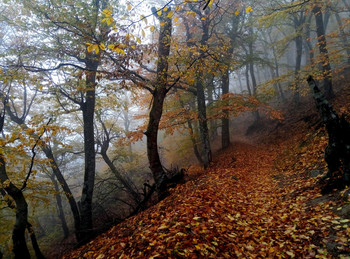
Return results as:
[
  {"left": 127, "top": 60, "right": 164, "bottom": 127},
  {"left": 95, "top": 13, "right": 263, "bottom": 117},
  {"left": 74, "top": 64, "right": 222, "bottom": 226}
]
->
[{"left": 21, "top": 118, "right": 52, "bottom": 191}]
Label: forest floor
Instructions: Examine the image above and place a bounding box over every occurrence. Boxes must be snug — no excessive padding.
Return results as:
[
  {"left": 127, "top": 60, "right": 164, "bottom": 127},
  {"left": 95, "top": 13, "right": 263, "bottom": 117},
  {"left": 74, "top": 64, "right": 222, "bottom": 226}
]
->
[{"left": 62, "top": 86, "right": 350, "bottom": 259}]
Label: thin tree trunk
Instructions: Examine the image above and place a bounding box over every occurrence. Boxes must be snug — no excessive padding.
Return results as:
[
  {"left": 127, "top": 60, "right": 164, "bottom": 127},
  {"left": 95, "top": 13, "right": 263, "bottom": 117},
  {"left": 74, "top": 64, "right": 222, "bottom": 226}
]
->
[
  {"left": 294, "top": 34, "right": 303, "bottom": 105},
  {"left": 312, "top": 5, "right": 334, "bottom": 99},
  {"left": 100, "top": 149, "right": 141, "bottom": 204},
  {"left": 248, "top": 28, "right": 260, "bottom": 124},
  {"left": 206, "top": 76, "right": 217, "bottom": 139},
  {"left": 50, "top": 174, "right": 69, "bottom": 238},
  {"left": 196, "top": 11, "right": 212, "bottom": 168},
  {"left": 179, "top": 99, "right": 204, "bottom": 164},
  {"left": 196, "top": 73, "right": 212, "bottom": 168},
  {"left": 334, "top": 12, "right": 350, "bottom": 65},
  {"left": 27, "top": 223, "right": 45, "bottom": 259},
  {"left": 267, "top": 32, "right": 285, "bottom": 101},
  {"left": 221, "top": 69, "right": 230, "bottom": 149},
  {"left": 245, "top": 64, "right": 252, "bottom": 96}
]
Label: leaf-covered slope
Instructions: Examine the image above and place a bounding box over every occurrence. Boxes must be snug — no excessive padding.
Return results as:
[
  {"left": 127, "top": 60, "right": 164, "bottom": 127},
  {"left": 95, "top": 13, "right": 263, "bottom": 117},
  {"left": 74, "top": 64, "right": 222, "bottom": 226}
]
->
[{"left": 63, "top": 134, "right": 350, "bottom": 258}]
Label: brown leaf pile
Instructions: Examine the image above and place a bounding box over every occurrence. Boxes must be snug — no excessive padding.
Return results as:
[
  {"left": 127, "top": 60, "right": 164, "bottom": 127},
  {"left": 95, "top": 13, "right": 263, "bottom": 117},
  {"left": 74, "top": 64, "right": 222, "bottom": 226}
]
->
[{"left": 62, "top": 132, "right": 350, "bottom": 258}]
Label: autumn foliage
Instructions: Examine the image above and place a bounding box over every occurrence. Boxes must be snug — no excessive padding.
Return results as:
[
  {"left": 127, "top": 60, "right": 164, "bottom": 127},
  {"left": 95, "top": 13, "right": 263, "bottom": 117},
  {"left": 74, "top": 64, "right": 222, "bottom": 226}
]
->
[{"left": 62, "top": 87, "right": 350, "bottom": 258}]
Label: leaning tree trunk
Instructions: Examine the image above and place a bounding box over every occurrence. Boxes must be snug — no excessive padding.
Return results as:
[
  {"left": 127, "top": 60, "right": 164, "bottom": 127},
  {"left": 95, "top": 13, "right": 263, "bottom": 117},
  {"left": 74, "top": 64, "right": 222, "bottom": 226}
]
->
[
  {"left": 312, "top": 5, "right": 334, "bottom": 99},
  {"left": 145, "top": 7, "right": 172, "bottom": 200},
  {"left": 307, "top": 76, "right": 350, "bottom": 185},
  {"left": 50, "top": 174, "right": 69, "bottom": 238}
]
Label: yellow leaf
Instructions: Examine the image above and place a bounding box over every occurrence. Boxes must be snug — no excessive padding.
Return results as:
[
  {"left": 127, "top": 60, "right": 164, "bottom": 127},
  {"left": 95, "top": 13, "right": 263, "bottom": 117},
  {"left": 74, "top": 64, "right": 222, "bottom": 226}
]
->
[
  {"left": 163, "top": 7, "right": 168, "bottom": 12},
  {"left": 136, "top": 37, "right": 141, "bottom": 44},
  {"left": 208, "top": 0, "right": 213, "bottom": 8},
  {"left": 246, "top": 6, "right": 253, "bottom": 13},
  {"left": 175, "top": 6, "right": 181, "bottom": 12},
  {"left": 108, "top": 44, "right": 115, "bottom": 50},
  {"left": 2, "top": 179, "right": 11, "bottom": 188},
  {"left": 174, "top": 17, "right": 179, "bottom": 23},
  {"left": 150, "top": 25, "right": 155, "bottom": 32},
  {"left": 160, "top": 22, "right": 165, "bottom": 26},
  {"left": 157, "top": 10, "right": 162, "bottom": 16},
  {"left": 167, "top": 10, "right": 173, "bottom": 18},
  {"left": 235, "top": 10, "right": 239, "bottom": 16},
  {"left": 99, "top": 43, "right": 105, "bottom": 50},
  {"left": 106, "top": 17, "right": 113, "bottom": 26},
  {"left": 102, "top": 9, "right": 112, "bottom": 17},
  {"left": 115, "top": 48, "right": 125, "bottom": 55},
  {"left": 127, "top": 3, "right": 132, "bottom": 11},
  {"left": 87, "top": 44, "right": 94, "bottom": 53},
  {"left": 141, "top": 29, "right": 145, "bottom": 37},
  {"left": 93, "top": 45, "right": 99, "bottom": 54},
  {"left": 201, "top": 17, "right": 206, "bottom": 20}
]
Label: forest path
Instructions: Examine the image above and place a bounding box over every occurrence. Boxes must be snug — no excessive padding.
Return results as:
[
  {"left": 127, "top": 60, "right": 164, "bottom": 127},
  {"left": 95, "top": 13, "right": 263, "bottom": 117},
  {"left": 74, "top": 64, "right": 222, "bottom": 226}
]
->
[{"left": 63, "top": 141, "right": 346, "bottom": 258}]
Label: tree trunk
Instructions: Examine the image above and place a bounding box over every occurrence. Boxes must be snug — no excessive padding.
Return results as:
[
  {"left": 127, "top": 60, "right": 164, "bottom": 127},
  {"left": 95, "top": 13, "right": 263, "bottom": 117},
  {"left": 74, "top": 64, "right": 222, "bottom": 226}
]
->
[
  {"left": 42, "top": 146, "right": 81, "bottom": 241},
  {"left": 50, "top": 174, "right": 69, "bottom": 238},
  {"left": 312, "top": 5, "right": 334, "bottom": 99},
  {"left": 0, "top": 158, "right": 30, "bottom": 259},
  {"left": 0, "top": 111, "right": 45, "bottom": 259},
  {"left": 27, "top": 223, "right": 46, "bottom": 259},
  {"left": 145, "top": 7, "right": 172, "bottom": 200},
  {"left": 80, "top": 55, "right": 99, "bottom": 240},
  {"left": 334, "top": 12, "right": 350, "bottom": 65},
  {"left": 221, "top": 69, "right": 230, "bottom": 149},
  {"left": 196, "top": 74, "right": 212, "bottom": 168},
  {"left": 294, "top": 34, "right": 303, "bottom": 105},
  {"left": 248, "top": 29, "right": 260, "bottom": 124},
  {"left": 267, "top": 34, "right": 285, "bottom": 101},
  {"left": 307, "top": 76, "right": 350, "bottom": 186},
  {"left": 179, "top": 99, "right": 204, "bottom": 164},
  {"left": 3, "top": 106, "right": 82, "bottom": 242},
  {"left": 100, "top": 149, "right": 141, "bottom": 204},
  {"left": 206, "top": 76, "right": 218, "bottom": 140},
  {"left": 195, "top": 10, "right": 212, "bottom": 168},
  {"left": 245, "top": 63, "right": 252, "bottom": 96}
]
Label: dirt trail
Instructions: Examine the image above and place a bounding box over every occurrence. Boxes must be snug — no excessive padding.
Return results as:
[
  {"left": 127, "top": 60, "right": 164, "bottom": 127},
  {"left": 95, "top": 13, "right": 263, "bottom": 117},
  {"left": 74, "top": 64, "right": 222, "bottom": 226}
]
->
[{"left": 63, "top": 141, "right": 346, "bottom": 258}]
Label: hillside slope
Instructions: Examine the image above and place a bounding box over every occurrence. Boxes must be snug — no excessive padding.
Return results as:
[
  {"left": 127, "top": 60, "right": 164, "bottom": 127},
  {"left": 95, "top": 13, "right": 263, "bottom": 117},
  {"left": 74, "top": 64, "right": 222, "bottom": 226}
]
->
[{"left": 62, "top": 86, "right": 350, "bottom": 258}]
